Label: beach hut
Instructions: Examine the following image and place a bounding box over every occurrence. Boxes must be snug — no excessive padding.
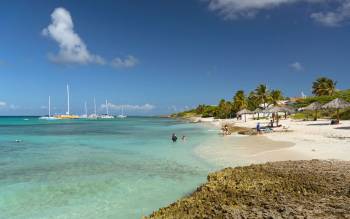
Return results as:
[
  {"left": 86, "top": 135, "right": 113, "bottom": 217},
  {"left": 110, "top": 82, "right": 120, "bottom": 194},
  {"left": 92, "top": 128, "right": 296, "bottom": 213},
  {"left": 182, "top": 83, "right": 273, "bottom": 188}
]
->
[
  {"left": 237, "top": 109, "right": 253, "bottom": 122},
  {"left": 303, "top": 102, "right": 323, "bottom": 121},
  {"left": 322, "top": 98, "right": 350, "bottom": 122}
]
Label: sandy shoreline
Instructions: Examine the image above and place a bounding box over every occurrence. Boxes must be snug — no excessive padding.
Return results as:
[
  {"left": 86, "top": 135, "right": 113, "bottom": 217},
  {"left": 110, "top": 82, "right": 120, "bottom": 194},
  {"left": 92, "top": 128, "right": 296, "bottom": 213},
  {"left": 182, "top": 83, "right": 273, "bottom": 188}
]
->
[{"left": 191, "top": 117, "right": 350, "bottom": 166}]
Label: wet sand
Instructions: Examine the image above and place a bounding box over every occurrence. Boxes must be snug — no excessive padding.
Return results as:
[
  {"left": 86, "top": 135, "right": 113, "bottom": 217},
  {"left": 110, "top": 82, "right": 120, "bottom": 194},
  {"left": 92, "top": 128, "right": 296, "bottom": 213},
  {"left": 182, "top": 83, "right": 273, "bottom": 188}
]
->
[{"left": 195, "top": 134, "right": 307, "bottom": 167}]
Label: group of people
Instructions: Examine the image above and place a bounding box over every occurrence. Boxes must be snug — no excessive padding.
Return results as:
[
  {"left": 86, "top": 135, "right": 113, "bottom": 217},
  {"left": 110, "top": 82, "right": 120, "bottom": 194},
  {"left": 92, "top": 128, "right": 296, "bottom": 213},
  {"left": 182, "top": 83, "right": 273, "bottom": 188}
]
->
[{"left": 171, "top": 133, "right": 186, "bottom": 142}]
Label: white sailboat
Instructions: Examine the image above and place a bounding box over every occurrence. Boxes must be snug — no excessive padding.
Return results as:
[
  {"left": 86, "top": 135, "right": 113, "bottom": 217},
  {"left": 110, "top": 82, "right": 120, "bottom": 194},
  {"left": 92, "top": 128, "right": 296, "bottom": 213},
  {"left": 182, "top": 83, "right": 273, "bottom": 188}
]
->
[
  {"left": 80, "top": 101, "right": 88, "bottom": 118},
  {"left": 117, "top": 105, "right": 127, "bottom": 119},
  {"left": 88, "top": 97, "right": 99, "bottom": 119},
  {"left": 39, "top": 96, "right": 58, "bottom": 120},
  {"left": 100, "top": 99, "right": 114, "bottom": 119},
  {"left": 55, "top": 84, "right": 79, "bottom": 119}
]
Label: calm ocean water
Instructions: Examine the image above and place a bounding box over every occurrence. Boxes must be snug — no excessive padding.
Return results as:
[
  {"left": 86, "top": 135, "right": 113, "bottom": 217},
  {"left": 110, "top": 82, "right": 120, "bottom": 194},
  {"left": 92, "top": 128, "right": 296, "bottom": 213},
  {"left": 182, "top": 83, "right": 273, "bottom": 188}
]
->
[{"left": 0, "top": 117, "right": 219, "bottom": 219}]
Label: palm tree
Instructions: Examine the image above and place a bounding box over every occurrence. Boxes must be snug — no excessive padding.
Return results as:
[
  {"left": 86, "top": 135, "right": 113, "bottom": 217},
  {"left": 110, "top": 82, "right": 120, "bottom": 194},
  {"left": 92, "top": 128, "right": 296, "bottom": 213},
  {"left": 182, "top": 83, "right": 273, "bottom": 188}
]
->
[
  {"left": 217, "top": 99, "right": 231, "bottom": 119},
  {"left": 232, "top": 90, "right": 247, "bottom": 111},
  {"left": 312, "top": 77, "right": 337, "bottom": 96},
  {"left": 195, "top": 104, "right": 205, "bottom": 115},
  {"left": 270, "top": 89, "right": 283, "bottom": 106},
  {"left": 246, "top": 91, "right": 259, "bottom": 110},
  {"left": 254, "top": 84, "right": 270, "bottom": 109}
]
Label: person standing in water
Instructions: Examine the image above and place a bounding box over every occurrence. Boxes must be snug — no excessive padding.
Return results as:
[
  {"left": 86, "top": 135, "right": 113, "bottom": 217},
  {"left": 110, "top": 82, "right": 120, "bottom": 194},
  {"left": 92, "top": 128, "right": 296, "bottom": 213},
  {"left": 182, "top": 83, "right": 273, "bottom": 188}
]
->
[{"left": 172, "top": 133, "right": 178, "bottom": 142}]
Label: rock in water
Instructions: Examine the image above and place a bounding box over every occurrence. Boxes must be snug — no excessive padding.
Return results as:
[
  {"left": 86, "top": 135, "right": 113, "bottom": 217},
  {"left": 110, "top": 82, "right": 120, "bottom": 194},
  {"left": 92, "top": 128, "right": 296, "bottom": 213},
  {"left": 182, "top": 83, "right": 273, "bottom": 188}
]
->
[{"left": 146, "top": 160, "right": 350, "bottom": 219}]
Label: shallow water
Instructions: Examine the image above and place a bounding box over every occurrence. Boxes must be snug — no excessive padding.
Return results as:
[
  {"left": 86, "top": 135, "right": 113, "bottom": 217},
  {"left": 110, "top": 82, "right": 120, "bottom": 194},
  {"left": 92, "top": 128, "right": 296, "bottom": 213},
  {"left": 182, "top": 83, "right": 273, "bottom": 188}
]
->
[{"left": 0, "top": 117, "right": 218, "bottom": 219}]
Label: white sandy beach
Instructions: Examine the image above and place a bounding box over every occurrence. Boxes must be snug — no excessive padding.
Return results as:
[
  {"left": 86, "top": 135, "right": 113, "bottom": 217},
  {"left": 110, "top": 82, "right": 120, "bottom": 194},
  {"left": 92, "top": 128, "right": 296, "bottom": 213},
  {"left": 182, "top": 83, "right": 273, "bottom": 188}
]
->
[{"left": 193, "top": 117, "right": 350, "bottom": 166}]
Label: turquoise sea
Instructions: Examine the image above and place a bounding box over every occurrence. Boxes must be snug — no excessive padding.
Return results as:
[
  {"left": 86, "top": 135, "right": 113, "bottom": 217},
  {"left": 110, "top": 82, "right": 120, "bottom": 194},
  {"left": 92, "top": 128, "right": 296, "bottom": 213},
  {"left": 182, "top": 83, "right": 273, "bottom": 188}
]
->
[{"left": 0, "top": 117, "right": 219, "bottom": 219}]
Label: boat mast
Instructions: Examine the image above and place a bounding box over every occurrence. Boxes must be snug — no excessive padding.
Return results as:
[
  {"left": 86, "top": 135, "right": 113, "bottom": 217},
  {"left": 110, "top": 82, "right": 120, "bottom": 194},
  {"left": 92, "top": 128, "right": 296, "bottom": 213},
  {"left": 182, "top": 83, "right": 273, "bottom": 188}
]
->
[
  {"left": 106, "top": 99, "right": 109, "bottom": 115},
  {"left": 84, "top": 101, "right": 88, "bottom": 115},
  {"left": 49, "top": 96, "right": 51, "bottom": 117},
  {"left": 66, "top": 84, "right": 70, "bottom": 115},
  {"left": 94, "top": 97, "right": 97, "bottom": 115}
]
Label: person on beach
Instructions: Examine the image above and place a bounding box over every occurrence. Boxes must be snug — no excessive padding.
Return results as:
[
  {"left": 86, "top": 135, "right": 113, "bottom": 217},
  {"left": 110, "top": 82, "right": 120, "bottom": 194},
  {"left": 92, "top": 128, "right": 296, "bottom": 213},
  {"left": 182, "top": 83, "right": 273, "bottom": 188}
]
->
[
  {"left": 270, "top": 120, "right": 274, "bottom": 127},
  {"left": 223, "top": 125, "right": 229, "bottom": 135},
  {"left": 181, "top": 135, "right": 186, "bottom": 141},
  {"left": 172, "top": 133, "right": 178, "bottom": 142},
  {"left": 256, "top": 122, "right": 261, "bottom": 134}
]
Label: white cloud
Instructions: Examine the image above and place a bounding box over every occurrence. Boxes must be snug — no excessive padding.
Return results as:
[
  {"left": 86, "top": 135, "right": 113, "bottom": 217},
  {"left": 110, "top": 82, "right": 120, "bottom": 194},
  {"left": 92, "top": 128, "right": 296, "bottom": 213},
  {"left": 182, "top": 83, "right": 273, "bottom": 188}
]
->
[
  {"left": 43, "top": 7, "right": 139, "bottom": 68},
  {"left": 205, "top": 0, "right": 324, "bottom": 19},
  {"left": 111, "top": 55, "right": 139, "bottom": 68},
  {"left": 204, "top": 0, "right": 350, "bottom": 26},
  {"left": 42, "top": 7, "right": 105, "bottom": 65},
  {"left": 207, "top": 0, "right": 286, "bottom": 19},
  {"left": 0, "top": 101, "right": 7, "bottom": 108},
  {"left": 311, "top": 1, "right": 350, "bottom": 27},
  {"left": 290, "top": 62, "right": 304, "bottom": 71},
  {"left": 101, "top": 103, "right": 155, "bottom": 111}
]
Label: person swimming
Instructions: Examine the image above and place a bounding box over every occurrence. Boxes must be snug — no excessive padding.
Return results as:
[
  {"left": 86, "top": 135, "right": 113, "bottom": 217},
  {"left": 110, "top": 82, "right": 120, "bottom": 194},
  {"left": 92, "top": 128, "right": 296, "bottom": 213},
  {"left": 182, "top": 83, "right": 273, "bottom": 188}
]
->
[{"left": 171, "top": 133, "right": 178, "bottom": 142}]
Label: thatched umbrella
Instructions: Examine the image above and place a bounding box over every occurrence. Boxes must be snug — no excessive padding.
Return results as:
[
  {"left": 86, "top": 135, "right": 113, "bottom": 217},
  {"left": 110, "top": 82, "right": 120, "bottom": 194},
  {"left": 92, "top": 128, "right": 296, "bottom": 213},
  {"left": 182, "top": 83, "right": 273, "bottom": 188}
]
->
[
  {"left": 322, "top": 98, "right": 350, "bottom": 122},
  {"left": 303, "top": 102, "right": 323, "bottom": 121},
  {"left": 237, "top": 109, "right": 253, "bottom": 122},
  {"left": 253, "top": 108, "right": 264, "bottom": 120},
  {"left": 268, "top": 106, "right": 294, "bottom": 113},
  {"left": 268, "top": 106, "right": 295, "bottom": 126}
]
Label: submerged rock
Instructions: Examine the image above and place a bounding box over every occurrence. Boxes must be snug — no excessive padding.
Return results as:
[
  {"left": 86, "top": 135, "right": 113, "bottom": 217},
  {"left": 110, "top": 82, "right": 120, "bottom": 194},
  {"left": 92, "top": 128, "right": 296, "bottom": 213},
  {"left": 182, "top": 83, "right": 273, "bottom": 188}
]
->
[{"left": 146, "top": 160, "right": 350, "bottom": 219}]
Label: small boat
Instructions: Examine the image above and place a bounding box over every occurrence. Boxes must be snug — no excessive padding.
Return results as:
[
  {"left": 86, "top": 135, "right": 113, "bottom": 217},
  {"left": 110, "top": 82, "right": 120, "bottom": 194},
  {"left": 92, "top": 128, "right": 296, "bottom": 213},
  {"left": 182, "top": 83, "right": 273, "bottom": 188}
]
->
[
  {"left": 80, "top": 102, "right": 88, "bottom": 119},
  {"left": 39, "top": 96, "right": 59, "bottom": 120},
  {"left": 117, "top": 105, "right": 127, "bottom": 119},
  {"left": 88, "top": 97, "right": 99, "bottom": 119},
  {"left": 100, "top": 99, "right": 114, "bottom": 119}
]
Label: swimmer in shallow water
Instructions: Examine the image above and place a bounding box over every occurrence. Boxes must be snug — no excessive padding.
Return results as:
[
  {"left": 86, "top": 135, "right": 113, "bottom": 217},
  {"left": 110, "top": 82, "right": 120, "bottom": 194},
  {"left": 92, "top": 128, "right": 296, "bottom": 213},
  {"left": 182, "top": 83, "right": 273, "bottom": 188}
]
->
[{"left": 171, "top": 133, "right": 177, "bottom": 142}]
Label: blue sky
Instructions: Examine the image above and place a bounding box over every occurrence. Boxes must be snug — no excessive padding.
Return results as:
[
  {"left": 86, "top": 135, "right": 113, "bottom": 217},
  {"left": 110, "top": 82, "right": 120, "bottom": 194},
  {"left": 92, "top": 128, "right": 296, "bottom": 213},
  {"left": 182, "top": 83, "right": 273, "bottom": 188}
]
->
[{"left": 1, "top": 0, "right": 350, "bottom": 115}]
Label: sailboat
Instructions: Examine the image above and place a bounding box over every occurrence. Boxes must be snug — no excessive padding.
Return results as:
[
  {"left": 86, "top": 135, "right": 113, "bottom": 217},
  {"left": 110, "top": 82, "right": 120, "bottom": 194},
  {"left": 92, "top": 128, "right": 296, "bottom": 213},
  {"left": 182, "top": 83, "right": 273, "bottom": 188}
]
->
[
  {"left": 55, "top": 84, "right": 79, "bottom": 119},
  {"left": 100, "top": 99, "right": 114, "bottom": 119},
  {"left": 80, "top": 101, "right": 88, "bottom": 119},
  {"left": 117, "top": 105, "right": 127, "bottom": 119},
  {"left": 88, "top": 97, "right": 99, "bottom": 119},
  {"left": 39, "top": 96, "right": 58, "bottom": 120}
]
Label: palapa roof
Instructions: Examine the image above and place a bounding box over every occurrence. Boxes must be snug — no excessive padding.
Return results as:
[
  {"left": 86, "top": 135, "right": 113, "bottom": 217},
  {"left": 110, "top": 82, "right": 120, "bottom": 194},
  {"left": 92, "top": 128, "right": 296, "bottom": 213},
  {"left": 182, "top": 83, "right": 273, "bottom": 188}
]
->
[
  {"left": 303, "top": 102, "right": 323, "bottom": 111},
  {"left": 237, "top": 109, "right": 253, "bottom": 115},
  {"left": 322, "top": 98, "right": 350, "bottom": 109},
  {"left": 267, "top": 105, "right": 295, "bottom": 113},
  {"left": 253, "top": 108, "right": 264, "bottom": 113}
]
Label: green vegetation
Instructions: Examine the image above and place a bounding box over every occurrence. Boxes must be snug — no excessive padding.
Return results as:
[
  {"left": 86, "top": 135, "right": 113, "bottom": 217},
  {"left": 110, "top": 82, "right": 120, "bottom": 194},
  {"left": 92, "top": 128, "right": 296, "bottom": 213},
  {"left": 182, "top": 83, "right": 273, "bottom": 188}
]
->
[
  {"left": 339, "top": 109, "right": 350, "bottom": 120},
  {"left": 172, "top": 77, "right": 350, "bottom": 120},
  {"left": 172, "top": 85, "right": 283, "bottom": 119},
  {"left": 293, "top": 89, "right": 350, "bottom": 109},
  {"left": 312, "top": 77, "right": 337, "bottom": 96},
  {"left": 232, "top": 90, "right": 247, "bottom": 111}
]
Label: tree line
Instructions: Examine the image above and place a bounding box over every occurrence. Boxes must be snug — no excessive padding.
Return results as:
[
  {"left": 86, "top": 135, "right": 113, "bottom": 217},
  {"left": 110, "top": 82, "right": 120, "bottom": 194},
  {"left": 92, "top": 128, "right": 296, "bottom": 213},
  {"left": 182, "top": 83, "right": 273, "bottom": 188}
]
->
[{"left": 189, "top": 77, "right": 337, "bottom": 119}]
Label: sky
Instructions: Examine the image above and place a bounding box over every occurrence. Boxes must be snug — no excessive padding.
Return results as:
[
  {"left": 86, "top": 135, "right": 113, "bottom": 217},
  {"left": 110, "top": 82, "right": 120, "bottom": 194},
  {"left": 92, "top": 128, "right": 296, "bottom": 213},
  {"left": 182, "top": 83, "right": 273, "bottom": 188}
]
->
[{"left": 0, "top": 0, "right": 350, "bottom": 115}]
